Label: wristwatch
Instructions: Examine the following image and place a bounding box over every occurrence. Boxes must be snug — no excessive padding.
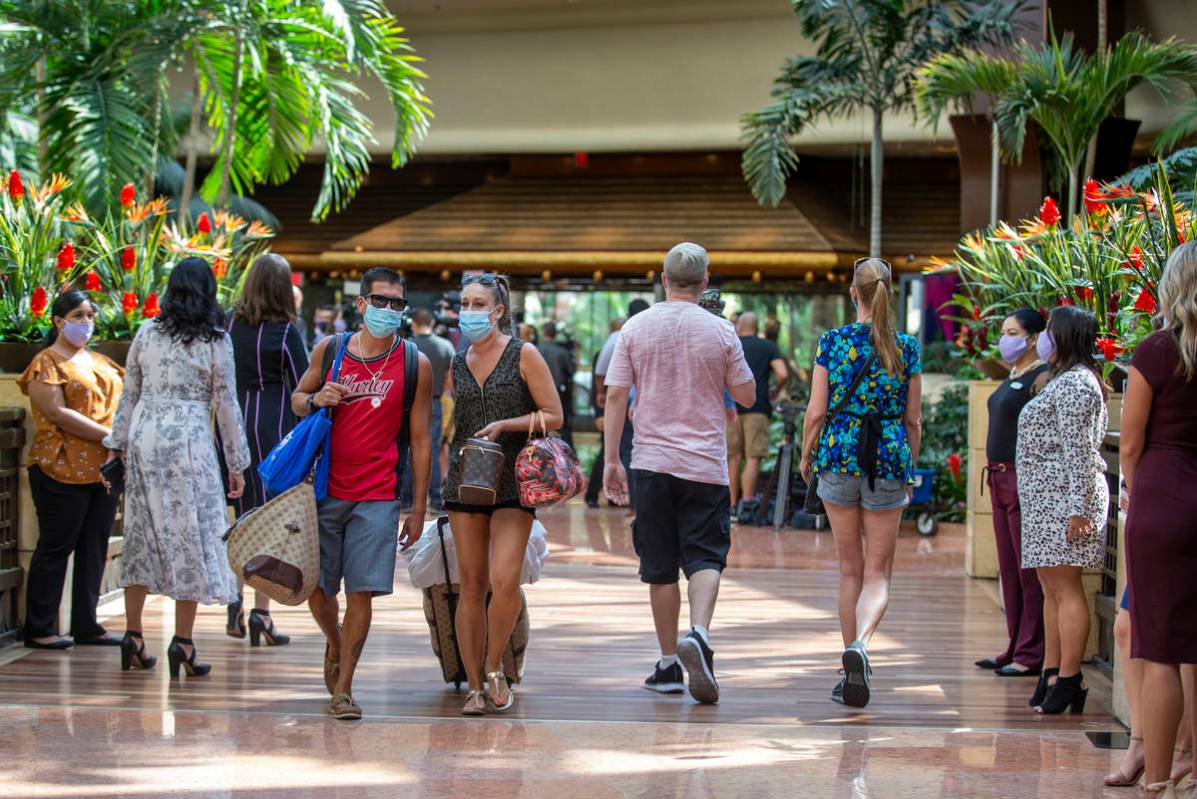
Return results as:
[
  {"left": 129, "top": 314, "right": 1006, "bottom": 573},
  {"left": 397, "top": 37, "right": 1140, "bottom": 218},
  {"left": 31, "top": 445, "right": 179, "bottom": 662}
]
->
[{"left": 306, "top": 394, "right": 317, "bottom": 415}]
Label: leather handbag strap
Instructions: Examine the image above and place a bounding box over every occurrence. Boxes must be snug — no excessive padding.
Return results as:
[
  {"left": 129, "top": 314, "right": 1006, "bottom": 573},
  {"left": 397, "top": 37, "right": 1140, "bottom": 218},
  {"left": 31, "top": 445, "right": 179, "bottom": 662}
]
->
[
  {"left": 818, "top": 353, "right": 878, "bottom": 444},
  {"left": 526, "top": 409, "right": 547, "bottom": 439}
]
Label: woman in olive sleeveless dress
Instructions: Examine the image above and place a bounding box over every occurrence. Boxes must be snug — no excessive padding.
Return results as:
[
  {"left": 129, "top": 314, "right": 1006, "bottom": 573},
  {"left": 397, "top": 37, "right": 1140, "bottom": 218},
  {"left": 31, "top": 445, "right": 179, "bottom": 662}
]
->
[{"left": 442, "top": 273, "right": 563, "bottom": 717}]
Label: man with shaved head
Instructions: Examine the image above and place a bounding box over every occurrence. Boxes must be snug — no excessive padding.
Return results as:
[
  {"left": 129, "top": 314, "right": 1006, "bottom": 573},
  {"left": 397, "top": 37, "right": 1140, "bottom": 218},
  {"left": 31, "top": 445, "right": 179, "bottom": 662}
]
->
[{"left": 728, "top": 311, "right": 789, "bottom": 512}]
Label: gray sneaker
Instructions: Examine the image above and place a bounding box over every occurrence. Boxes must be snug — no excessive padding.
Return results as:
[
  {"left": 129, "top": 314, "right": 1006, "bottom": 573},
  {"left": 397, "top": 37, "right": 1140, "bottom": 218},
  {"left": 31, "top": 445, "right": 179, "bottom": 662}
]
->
[{"left": 841, "top": 640, "right": 871, "bottom": 708}]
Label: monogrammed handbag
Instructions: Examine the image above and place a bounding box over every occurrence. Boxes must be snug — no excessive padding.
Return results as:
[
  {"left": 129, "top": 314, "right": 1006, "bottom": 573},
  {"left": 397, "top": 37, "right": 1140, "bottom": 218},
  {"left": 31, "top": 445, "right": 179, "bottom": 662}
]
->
[
  {"left": 223, "top": 481, "right": 320, "bottom": 606},
  {"left": 515, "top": 411, "right": 585, "bottom": 507},
  {"left": 458, "top": 437, "right": 506, "bottom": 505}
]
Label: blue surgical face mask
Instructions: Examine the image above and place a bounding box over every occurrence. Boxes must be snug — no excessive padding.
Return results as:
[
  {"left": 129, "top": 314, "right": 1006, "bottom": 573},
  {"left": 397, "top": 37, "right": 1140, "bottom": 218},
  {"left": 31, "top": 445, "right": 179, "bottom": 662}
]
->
[
  {"left": 1036, "top": 329, "right": 1056, "bottom": 363},
  {"left": 62, "top": 320, "right": 94, "bottom": 348},
  {"left": 459, "top": 310, "right": 496, "bottom": 342},
  {"left": 363, "top": 304, "right": 405, "bottom": 338}
]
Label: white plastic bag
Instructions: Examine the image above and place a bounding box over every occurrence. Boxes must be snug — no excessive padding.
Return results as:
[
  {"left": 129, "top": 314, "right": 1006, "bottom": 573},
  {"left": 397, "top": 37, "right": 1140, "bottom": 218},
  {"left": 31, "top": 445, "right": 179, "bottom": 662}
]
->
[{"left": 403, "top": 517, "right": 550, "bottom": 589}]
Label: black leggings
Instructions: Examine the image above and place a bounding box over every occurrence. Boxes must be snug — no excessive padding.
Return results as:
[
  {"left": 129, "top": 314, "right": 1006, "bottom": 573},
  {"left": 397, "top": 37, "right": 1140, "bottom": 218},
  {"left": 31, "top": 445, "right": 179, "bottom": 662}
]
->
[{"left": 24, "top": 466, "right": 119, "bottom": 640}]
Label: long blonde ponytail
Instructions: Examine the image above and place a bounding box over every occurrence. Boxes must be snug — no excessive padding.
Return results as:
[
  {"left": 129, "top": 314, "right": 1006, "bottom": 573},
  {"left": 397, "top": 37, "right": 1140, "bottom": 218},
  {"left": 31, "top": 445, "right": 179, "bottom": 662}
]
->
[
  {"left": 1158, "top": 241, "right": 1197, "bottom": 380},
  {"left": 854, "top": 258, "right": 903, "bottom": 377}
]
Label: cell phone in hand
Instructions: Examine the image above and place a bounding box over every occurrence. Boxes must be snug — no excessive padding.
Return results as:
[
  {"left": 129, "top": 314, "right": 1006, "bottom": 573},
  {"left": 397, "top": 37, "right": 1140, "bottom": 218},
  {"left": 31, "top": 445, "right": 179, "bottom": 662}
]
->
[{"left": 99, "top": 458, "right": 125, "bottom": 492}]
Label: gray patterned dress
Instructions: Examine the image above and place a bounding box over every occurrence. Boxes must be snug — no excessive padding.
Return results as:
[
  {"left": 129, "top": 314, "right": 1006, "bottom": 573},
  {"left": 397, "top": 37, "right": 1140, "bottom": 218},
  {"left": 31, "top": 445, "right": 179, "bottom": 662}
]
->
[{"left": 103, "top": 320, "right": 250, "bottom": 604}]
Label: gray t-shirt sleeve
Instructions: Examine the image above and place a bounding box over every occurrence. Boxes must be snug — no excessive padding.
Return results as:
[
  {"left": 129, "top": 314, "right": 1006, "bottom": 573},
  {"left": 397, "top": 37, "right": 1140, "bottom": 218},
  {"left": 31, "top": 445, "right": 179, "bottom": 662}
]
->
[{"left": 595, "top": 332, "right": 619, "bottom": 376}]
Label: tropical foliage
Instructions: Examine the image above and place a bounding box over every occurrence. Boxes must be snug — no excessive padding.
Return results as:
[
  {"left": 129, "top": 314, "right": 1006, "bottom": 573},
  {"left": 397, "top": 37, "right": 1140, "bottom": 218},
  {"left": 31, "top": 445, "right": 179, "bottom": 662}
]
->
[
  {"left": 915, "top": 30, "right": 1197, "bottom": 221},
  {"left": 741, "top": 0, "right": 1026, "bottom": 256},
  {"left": 919, "top": 381, "right": 968, "bottom": 522}
]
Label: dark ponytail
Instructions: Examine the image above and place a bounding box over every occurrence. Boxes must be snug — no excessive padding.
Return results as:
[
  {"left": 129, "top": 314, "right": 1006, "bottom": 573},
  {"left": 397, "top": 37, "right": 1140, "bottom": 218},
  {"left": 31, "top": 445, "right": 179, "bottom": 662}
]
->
[{"left": 42, "top": 290, "right": 90, "bottom": 349}]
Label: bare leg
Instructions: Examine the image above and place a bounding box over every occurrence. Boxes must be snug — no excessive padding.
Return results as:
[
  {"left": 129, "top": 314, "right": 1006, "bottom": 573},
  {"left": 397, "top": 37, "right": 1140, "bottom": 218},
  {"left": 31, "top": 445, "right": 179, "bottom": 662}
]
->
[
  {"left": 854, "top": 506, "right": 902, "bottom": 645},
  {"left": 687, "top": 569, "right": 720, "bottom": 631},
  {"left": 253, "top": 591, "right": 270, "bottom": 612},
  {"left": 1038, "top": 570, "right": 1060, "bottom": 687},
  {"left": 173, "top": 600, "right": 199, "bottom": 659},
  {"left": 308, "top": 588, "right": 341, "bottom": 646},
  {"left": 451, "top": 511, "right": 491, "bottom": 695},
  {"left": 1187, "top": 665, "right": 1197, "bottom": 779},
  {"left": 825, "top": 502, "right": 863, "bottom": 647},
  {"left": 728, "top": 454, "right": 742, "bottom": 510},
  {"left": 650, "top": 583, "right": 681, "bottom": 656},
  {"left": 333, "top": 592, "right": 373, "bottom": 696},
  {"left": 124, "top": 584, "right": 148, "bottom": 633},
  {"left": 1039, "top": 566, "right": 1087, "bottom": 677},
  {"left": 1142, "top": 660, "right": 1184, "bottom": 786},
  {"left": 1175, "top": 665, "right": 1195, "bottom": 783},
  {"left": 1107, "top": 611, "right": 1144, "bottom": 784},
  {"left": 742, "top": 457, "right": 762, "bottom": 501},
  {"left": 482, "top": 509, "right": 534, "bottom": 706}
]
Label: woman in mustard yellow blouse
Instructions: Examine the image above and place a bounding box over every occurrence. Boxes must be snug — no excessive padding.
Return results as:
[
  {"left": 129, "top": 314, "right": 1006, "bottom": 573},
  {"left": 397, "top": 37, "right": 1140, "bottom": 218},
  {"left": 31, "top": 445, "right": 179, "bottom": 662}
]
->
[{"left": 18, "top": 290, "right": 124, "bottom": 650}]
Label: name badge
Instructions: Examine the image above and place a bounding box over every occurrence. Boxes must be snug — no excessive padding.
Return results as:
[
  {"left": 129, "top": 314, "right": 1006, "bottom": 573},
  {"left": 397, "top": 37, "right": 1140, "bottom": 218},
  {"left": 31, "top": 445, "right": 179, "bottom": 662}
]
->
[{"left": 1010, "top": 381, "right": 1023, "bottom": 390}]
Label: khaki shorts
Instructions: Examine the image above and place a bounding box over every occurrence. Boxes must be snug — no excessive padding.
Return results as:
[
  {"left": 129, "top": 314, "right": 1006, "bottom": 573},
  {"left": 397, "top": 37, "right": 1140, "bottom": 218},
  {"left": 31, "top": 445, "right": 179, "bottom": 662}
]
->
[{"left": 727, "top": 412, "right": 771, "bottom": 459}]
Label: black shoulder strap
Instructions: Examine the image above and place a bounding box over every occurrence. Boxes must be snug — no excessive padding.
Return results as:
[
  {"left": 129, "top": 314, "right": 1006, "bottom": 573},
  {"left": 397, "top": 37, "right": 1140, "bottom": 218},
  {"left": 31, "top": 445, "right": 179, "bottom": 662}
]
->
[
  {"left": 319, "top": 333, "right": 351, "bottom": 386},
  {"left": 399, "top": 338, "right": 419, "bottom": 448},
  {"left": 828, "top": 353, "right": 877, "bottom": 421}
]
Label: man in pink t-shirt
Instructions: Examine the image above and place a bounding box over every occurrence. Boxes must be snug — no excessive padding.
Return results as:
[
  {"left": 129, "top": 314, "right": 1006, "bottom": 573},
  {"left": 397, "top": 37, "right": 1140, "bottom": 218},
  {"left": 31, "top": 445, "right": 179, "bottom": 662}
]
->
[{"left": 603, "top": 242, "right": 755, "bottom": 704}]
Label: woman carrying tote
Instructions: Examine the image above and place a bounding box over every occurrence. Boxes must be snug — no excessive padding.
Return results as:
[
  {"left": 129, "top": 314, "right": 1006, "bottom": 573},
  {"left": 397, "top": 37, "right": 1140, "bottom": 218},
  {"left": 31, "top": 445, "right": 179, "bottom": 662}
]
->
[
  {"left": 18, "top": 290, "right": 124, "bottom": 650},
  {"left": 1016, "top": 305, "right": 1109, "bottom": 715},
  {"left": 800, "top": 257, "right": 923, "bottom": 710},
  {"left": 104, "top": 258, "right": 250, "bottom": 678},
  {"left": 441, "top": 273, "right": 563, "bottom": 717}
]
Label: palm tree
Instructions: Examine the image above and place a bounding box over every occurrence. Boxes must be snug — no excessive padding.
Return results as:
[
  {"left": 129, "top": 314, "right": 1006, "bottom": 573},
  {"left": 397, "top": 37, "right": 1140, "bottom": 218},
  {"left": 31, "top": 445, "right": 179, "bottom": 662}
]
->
[
  {"left": 741, "top": 0, "right": 1027, "bottom": 257},
  {"left": 915, "top": 30, "right": 1197, "bottom": 222}
]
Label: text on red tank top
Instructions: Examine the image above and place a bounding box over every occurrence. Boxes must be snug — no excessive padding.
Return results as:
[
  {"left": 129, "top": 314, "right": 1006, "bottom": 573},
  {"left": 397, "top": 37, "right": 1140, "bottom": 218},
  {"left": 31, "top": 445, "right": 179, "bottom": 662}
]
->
[{"left": 326, "top": 339, "right": 406, "bottom": 501}]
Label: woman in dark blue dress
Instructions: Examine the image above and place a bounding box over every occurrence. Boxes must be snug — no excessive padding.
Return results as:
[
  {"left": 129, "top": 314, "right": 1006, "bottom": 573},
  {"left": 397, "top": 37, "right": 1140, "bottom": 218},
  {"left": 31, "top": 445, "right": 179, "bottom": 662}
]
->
[{"left": 223, "top": 254, "right": 309, "bottom": 646}]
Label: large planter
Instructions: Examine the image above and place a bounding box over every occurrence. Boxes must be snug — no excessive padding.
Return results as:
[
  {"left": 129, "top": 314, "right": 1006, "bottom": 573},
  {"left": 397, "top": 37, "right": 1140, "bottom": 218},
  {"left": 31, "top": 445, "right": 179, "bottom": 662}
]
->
[
  {"left": 93, "top": 340, "right": 132, "bottom": 368},
  {"left": 0, "top": 342, "right": 41, "bottom": 375}
]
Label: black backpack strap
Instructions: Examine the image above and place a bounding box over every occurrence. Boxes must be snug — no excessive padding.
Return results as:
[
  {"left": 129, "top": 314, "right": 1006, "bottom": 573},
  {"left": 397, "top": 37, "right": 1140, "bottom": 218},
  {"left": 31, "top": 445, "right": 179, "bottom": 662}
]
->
[
  {"left": 319, "top": 333, "right": 351, "bottom": 387},
  {"left": 399, "top": 339, "right": 418, "bottom": 447}
]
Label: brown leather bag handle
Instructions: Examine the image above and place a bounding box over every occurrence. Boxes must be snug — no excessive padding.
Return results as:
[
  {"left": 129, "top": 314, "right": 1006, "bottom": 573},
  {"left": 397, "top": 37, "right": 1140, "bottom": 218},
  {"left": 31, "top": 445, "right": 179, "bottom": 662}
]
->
[{"left": 526, "top": 409, "right": 547, "bottom": 439}]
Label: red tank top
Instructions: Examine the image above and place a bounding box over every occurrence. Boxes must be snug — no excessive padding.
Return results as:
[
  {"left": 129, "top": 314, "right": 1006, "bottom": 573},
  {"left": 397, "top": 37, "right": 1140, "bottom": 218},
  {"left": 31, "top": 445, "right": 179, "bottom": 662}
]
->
[{"left": 326, "top": 337, "right": 407, "bottom": 501}]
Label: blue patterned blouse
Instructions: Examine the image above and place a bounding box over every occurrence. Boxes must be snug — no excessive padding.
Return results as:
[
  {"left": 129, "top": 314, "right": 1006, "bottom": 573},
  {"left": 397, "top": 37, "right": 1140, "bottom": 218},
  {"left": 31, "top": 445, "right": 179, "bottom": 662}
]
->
[{"left": 813, "top": 322, "right": 922, "bottom": 482}]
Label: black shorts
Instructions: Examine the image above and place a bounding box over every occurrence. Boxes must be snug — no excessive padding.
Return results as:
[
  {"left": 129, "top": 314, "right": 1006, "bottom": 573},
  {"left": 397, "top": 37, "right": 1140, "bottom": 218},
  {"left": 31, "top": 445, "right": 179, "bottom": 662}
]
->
[
  {"left": 444, "top": 499, "right": 536, "bottom": 518},
  {"left": 631, "top": 469, "right": 731, "bottom": 584}
]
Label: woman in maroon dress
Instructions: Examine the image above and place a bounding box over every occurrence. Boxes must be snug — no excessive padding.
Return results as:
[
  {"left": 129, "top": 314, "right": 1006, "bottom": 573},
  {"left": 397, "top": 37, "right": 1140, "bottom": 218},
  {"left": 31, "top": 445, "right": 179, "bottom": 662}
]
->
[{"left": 1122, "top": 241, "right": 1197, "bottom": 795}]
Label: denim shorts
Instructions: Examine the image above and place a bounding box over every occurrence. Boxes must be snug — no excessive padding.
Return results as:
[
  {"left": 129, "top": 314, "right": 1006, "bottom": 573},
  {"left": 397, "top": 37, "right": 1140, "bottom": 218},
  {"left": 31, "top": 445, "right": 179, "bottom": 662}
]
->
[
  {"left": 317, "top": 497, "right": 402, "bottom": 596},
  {"left": 816, "top": 471, "right": 910, "bottom": 512}
]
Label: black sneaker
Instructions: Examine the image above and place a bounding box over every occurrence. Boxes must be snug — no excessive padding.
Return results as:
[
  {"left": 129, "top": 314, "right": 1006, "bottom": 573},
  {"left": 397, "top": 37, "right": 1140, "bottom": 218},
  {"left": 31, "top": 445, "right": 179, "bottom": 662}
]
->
[
  {"left": 643, "top": 661, "right": 685, "bottom": 694},
  {"left": 677, "top": 629, "right": 719, "bottom": 704},
  {"left": 841, "top": 640, "right": 871, "bottom": 708},
  {"left": 831, "top": 673, "right": 846, "bottom": 705}
]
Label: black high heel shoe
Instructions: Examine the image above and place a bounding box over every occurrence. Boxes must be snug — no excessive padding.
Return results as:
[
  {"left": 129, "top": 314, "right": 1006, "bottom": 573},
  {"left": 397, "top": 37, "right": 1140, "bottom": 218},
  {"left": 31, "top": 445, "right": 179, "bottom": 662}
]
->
[
  {"left": 1028, "top": 667, "right": 1059, "bottom": 707},
  {"left": 226, "top": 596, "right": 246, "bottom": 639},
  {"left": 1034, "top": 672, "right": 1087, "bottom": 714},
  {"left": 167, "top": 635, "right": 211, "bottom": 678},
  {"left": 120, "top": 631, "right": 157, "bottom": 671},
  {"left": 249, "top": 610, "right": 290, "bottom": 647}
]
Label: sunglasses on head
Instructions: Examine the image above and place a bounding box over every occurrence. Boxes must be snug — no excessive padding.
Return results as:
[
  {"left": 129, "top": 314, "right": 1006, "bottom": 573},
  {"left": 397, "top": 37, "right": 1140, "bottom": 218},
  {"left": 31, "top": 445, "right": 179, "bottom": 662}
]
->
[
  {"left": 362, "top": 294, "right": 408, "bottom": 312},
  {"left": 853, "top": 257, "right": 893, "bottom": 271},
  {"left": 462, "top": 272, "right": 501, "bottom": 287}
]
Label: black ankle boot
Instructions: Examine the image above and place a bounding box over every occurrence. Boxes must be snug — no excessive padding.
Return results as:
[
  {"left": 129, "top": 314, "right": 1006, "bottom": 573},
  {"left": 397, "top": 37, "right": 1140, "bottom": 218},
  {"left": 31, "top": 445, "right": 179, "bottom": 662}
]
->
[
  {"left": 226, "top": 596, "right": 246, "bottom": 639},
  {"left": 249, "top": 609, "right": 290, "bottom": 647},
  {"left": 1035, "top": 672, "right": 1087, "bottom": 714},
  {"left": 1028, "top": 667, "right": 1059, "bottom": 707},
  {"left": 167, "top": 635, "right": 211, "bottom": 679}
]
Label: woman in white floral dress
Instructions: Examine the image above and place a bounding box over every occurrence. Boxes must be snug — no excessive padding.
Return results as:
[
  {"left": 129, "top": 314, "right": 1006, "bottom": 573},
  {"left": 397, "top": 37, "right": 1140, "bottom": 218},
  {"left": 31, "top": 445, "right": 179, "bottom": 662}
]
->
[
  {"left": 1016, "top": 305, "right": 1109, "bottom": 716},
  {"left": 103, "top": 258, "right": 250, "bottom": 679}
]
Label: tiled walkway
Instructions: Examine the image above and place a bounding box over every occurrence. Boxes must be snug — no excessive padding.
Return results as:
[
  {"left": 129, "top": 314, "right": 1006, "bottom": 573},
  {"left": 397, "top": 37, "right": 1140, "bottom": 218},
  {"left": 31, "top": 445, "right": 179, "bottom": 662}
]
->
[{"left": 0, "top": 502, "right": 1127, "bottom": 797}]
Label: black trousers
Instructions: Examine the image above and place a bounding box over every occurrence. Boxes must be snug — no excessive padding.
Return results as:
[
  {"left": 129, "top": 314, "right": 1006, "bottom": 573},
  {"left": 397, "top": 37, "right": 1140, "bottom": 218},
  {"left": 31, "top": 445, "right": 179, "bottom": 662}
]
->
[{"left": 24, "top": 466, "right": 119, "bottom": 640}]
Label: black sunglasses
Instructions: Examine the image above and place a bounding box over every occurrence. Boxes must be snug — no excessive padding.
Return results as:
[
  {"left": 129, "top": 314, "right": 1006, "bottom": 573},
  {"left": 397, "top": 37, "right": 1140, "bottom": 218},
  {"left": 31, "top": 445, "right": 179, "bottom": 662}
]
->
[
  {"left": 461, "top": 272, "right": 501, "bottom": 287},
  {"left": 362, "top": 294, "right": 408, "bottom": 312}
]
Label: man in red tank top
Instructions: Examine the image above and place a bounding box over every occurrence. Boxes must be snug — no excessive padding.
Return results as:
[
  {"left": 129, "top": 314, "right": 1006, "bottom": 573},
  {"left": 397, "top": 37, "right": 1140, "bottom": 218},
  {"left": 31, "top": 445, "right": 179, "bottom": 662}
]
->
[{"left": 291, "top": 267, "right": 433, "bottom": 720}]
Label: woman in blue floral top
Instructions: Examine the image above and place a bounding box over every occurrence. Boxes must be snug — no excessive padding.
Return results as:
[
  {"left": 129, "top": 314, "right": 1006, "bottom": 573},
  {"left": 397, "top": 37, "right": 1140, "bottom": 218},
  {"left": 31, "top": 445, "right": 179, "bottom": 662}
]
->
[{"left": 799, "top": 258, "right": 923, "bottom": 709}]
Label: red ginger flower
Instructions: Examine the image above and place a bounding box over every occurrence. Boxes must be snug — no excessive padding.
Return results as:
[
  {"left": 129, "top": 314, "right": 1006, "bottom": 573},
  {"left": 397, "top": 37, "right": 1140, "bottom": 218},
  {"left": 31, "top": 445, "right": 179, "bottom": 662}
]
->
[
  {"left": 120, "top": 246, "right": 136, "bottom": 272},
  {"left": 56, "top": 242, "right": 75, "bottom": 272},
  {"left": 121, "top": 291, "right": 138, "bottom": 317},
  {"left": 1076, "top": 286, "right": 1094, "bottom": 302},
  {"left": 30, "top": 286, "right": 47, "bottom": 318},
  {"left": 1039, "top": 196, "right": 1061, "bottom": 227},
  {"left": 142, "top": 292, "right": 159, "bottom": 318},
  {"left": 1097, "top": 337, "right": 1123, "bottom": 361},
  {"left": 85, "top": 271, "right": 101, "bottom": 292},
  {"left": 1134, "top": 288, "right": 1157, "bottom": 315},
  {"left": 1084, "top": 179, "right": 1105, "bottom": 214},
  {"left": 196, "top": 212, "right": 212, "bottom": 234},
  {"left": 6, "top": 169, "right": 23, "bottom": 201},
  {"left": 1128, "top": 246, "right": 1145, "bottom": 272},
  {"left": 120, "top": 183, "right": 135, "bottom": 208},
  {"left": 947, "top": 452, "right": 962, "bottom": 482}
]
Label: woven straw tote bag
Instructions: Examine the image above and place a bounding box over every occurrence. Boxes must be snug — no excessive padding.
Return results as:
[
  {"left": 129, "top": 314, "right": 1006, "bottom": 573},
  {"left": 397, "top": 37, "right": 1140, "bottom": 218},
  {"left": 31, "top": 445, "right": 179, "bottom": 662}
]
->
[{"left": 223, "top": 481, "right": 320, "bottom": 606}]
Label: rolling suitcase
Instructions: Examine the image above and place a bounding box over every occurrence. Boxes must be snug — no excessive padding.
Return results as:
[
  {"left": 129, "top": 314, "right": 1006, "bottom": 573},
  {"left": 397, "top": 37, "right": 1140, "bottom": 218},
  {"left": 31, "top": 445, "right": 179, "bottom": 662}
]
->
[{"left": 422, "top": 516, "right": 529, "bottom": 689}]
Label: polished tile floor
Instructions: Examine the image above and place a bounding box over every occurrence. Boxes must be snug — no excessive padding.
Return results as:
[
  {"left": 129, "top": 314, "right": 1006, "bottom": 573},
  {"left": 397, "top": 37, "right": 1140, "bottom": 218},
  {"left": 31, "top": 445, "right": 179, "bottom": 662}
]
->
[{"left": 0, "top": 502, "right": 1129, "bottom": 798}]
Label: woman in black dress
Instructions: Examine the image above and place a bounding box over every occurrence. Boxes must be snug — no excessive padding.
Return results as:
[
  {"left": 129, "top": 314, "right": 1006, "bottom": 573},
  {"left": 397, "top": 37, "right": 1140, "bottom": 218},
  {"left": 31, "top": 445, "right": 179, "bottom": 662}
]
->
[
  {"left": 223, "top": 254, "right": 309, "bottom": 646},
  {"left": 442, "top": 273, "right": 563, "bottom": 716}
]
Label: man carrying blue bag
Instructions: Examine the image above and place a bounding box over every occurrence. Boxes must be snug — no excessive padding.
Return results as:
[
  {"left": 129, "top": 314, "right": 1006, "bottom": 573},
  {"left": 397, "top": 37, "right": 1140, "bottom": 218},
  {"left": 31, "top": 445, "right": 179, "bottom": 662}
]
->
[{"left": 289, "top": 267, "right": 434, "bottom": 721}]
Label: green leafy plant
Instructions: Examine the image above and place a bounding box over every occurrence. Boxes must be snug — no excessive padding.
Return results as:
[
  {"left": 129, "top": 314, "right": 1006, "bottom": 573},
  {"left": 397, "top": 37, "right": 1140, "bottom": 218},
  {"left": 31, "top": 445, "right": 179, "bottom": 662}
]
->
[{"left": 918, "top": 381, "right": 968, "bottom": 522}]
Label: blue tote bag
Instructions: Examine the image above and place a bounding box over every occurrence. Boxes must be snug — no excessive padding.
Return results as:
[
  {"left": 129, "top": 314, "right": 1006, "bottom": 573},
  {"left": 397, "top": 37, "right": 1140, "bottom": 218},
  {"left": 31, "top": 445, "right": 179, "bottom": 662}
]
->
[{"left": 257, "top": 334, "right": 349, "bottom": 500}]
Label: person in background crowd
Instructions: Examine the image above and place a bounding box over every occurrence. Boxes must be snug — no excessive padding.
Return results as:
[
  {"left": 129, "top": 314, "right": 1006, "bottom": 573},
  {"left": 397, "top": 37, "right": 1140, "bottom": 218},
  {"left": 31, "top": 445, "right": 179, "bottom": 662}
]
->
[
  {"left": 104, "top": 258, "right": 251, "bottom": 679},
  {"left": 18, "top": 291, "right": 124, "bottom": 650},
  {"left": 1016, "top": 305, "right": 1109, "bottom": 715},
  {"left": 293, "top": 285, "right": 304, "bottom": 315},
  {"left": 974, "top": 309, "right": 1049, "bottom": 678},
  {"left": 604, "top": 243, "right": 754, "bottom": 705},
  {"left": 312, "top": 304, "right": 339, "bottom": 349},
  {"left": 800, "top": 258, "right": 922, "bottom": 710},
  {"left": 519, "top": 322, "right": 538, "bottom": 345},
  {"left": 222, "top": 254, "right": 310, "bottom": 647},
  {"left": 1122, "top": 242, "right": 1197, "bottom": 794},
  {"left": 537, "top": 320, "right": 576, "bottom": 449},
  {"left": 585, "top": 318, "right": 624, "bottom": 508},
  {"left": 403, "top": 307, "right": 456, "bottom": 512},
  {"left": 291, "top": 267, "right": 433, "bottom": 721},
  {"left": 594, "top": 299, "right": 651, "bottom": 508},
  {"left": 728, "top": 311, "right": 788, "bottom": 513},
  {"left": 442, "top": 273, "right": 563, "bottom": 717}
]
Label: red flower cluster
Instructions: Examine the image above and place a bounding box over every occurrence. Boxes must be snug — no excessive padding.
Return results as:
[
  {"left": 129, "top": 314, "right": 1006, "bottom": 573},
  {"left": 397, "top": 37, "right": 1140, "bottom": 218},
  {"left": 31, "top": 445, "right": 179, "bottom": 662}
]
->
[
  {"left": 1076, "top": 286, "right": 1094, "bottom": 302},
  {"left": 1083, "top": 179, "right": 1104, "bottom": 215},
  {"left": 1096, "top": 337, "right": 1124, "bottom": 362},
  {"left": 6, "top": 170, "right": 23, "bottom": 201},
  {"left": 212, "top": 256, "right": 227, "bottom": 279},
  {"left": 120, "top": 183, "right": 136, "bottom": 208},
  {"left": 122, "top": 291, "right": 138, "bottom": 317},
  {"left": 196, "top": 212, "right": 212, "bottom": 234},
  {"left": 30, "top": 286, "right": 47, "bottom": 318},
  {"left": 1128, "top": 246, "right": 1145, "bottom": 272},
  {"left": 1039, "top": 196, "right": 1061, "bottom": 227},
  {"left": 143, "top": 292, "right": 159, "bottom": 318},
  {"left": 1134, "top": 288, "right": 1157, "bottom": 315},
  {"left": 56, "top": 243, "right": 75, "bottom": 272},
  {"left": 120, "top": 246, "right": 136, "bottom": 272},
  {"left": 947, "top": 452, "right": 962, "bottom": 482},
  {"left": 85, "top": 271, "right": 101, "bottom": 292}
]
